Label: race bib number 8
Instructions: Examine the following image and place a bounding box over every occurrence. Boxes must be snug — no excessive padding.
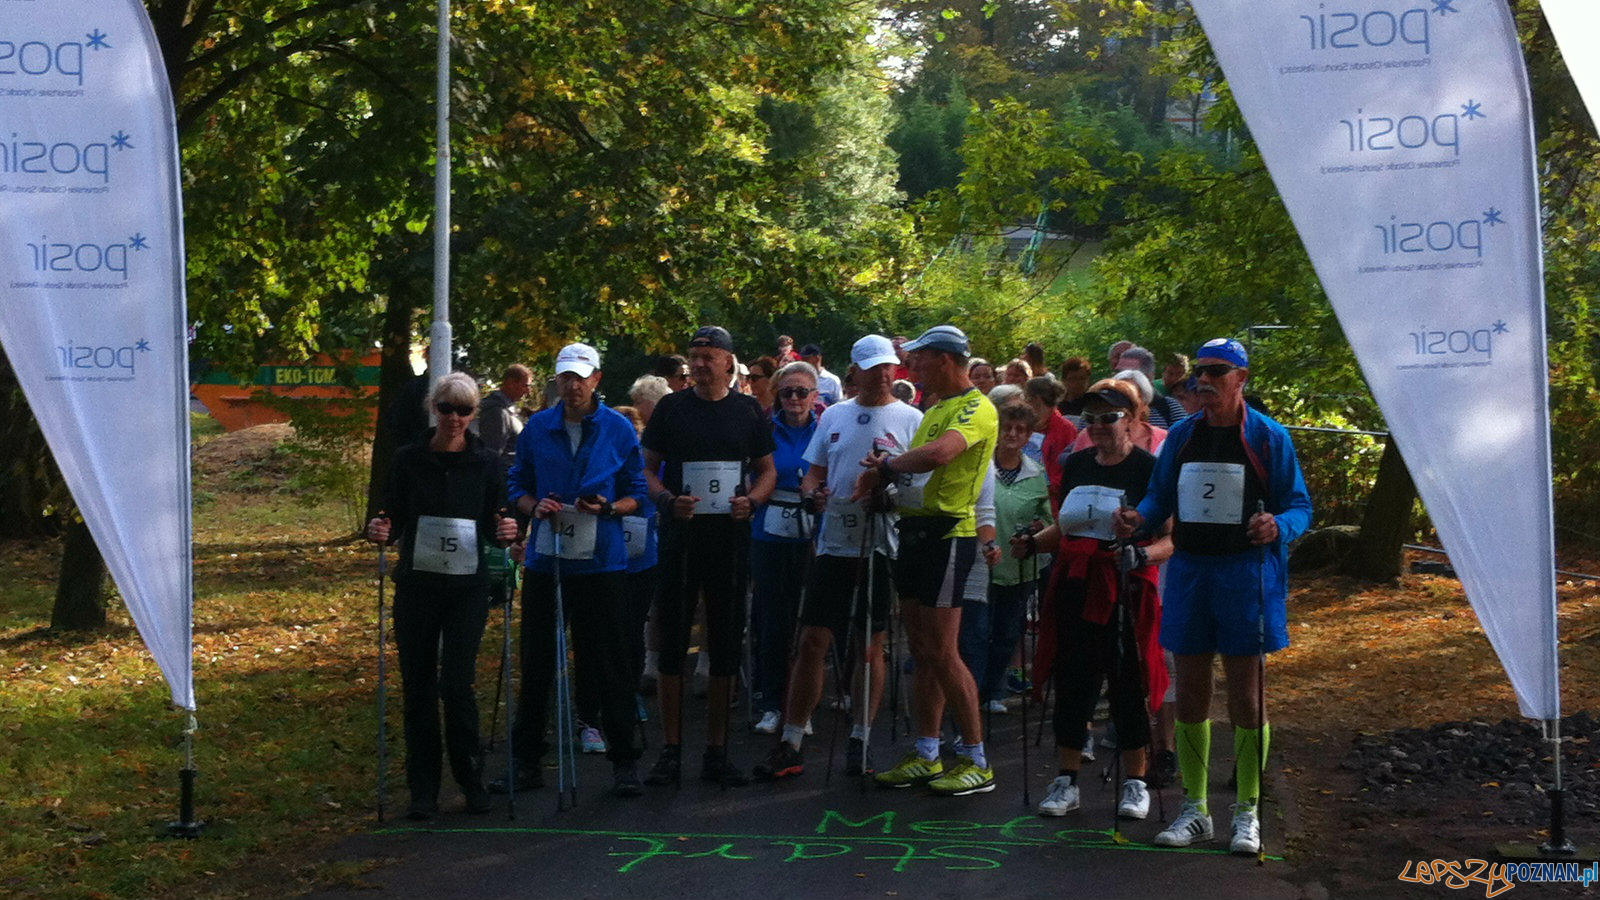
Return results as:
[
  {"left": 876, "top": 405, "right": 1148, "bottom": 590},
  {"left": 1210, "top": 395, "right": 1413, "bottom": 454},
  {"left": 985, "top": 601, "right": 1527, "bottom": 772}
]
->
[
  {"left": 682, "top": 460, "right": 743, "bottom": 515},
  {"left": 1177, "top": 462, "right": 1246, "bottom": 525},
  {"left": 763, "top": 490, "right": 806, "bottom": 540},
  {"left": 413, "top": 516, "right": 479, "bottom": 575},
  {"left": 534, "top": 509, "right": 599, "bottom": 560},
  {"left": 1057, "top": 485, "right": 1123, "bottom": 541}
]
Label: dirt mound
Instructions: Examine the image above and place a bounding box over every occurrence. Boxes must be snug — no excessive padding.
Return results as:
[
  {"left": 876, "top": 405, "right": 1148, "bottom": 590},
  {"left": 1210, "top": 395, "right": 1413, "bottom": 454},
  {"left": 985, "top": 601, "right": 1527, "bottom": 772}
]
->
[{"left": 192, "top": 423, "right": 298, "bottom": 492}]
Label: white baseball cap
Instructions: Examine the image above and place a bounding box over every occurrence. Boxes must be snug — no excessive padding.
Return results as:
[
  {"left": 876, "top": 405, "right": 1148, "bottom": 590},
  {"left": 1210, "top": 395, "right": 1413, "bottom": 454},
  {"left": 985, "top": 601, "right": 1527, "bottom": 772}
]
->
[
  {"left": 852, "top": 334, "right": 900, "bottom": 370},
  {"left": 554, "top": 342, "right": 601, "bottom": 378}
]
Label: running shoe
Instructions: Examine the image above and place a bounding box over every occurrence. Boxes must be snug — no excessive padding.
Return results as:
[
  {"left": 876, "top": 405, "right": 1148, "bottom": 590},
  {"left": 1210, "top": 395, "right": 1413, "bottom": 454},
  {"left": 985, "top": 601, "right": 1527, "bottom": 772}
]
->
[
  {"left": 487, "top": 764, "right": 543, "bottom": 794},
  {"left": 752, "top": 742, "right": 804, "bottom": 781},
  {"left": 844, "top": 737, "right": 875, "bottom": 777},
  {"left": 1080, "top": 732, "right": 1096, "bottom": 763},
  {"left": 928, "top": 758, "right": 996, "bottom": 796},
  {"left": 984, "top": 699, "right": 1009, "bottom": 715},
  {"left": 1154, "top": 800, "right": 1214, "bottom": 847},
  {"left": 580, "top": 725, "right": 607, "bottom": 754},
  {"left": 753, "top": 710, "right": 780, "bottom": 734},
  {"left": 644, "top": 745, "right": 681, "bottom": 787},
  {"left": 636, "top": 694, "right": 650, "bottom": 723},
  {"left": 803, "top": 718, "right": 815, "bottom": 736},
  {"left": 1118, "top": 778, "right": 1150, "bottom": 820},
  {"left": 1229, "top": 803, "right": 1261, "bottom": 856},
  {"left": 700, "top": 747, "right": 751, "bottom": 787},
  {"left": 1038, "top": 775, "right": 1079, "bottom": 816},
  {"left": 874, "top": 752, "right": 944, "bottom": 789},
  {"left": 1005, "top": 667, "right": 1032, "bottom": 694},
  {"left": 612, "top": 762, "right": 644, "bottom": 798},
  {"left": 1149, "top": 749, "right": 1177, "bottom": 789}
]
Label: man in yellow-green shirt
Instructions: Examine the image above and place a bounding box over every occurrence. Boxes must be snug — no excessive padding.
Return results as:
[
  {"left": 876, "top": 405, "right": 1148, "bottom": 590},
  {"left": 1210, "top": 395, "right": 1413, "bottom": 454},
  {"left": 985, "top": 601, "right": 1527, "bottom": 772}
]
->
[{"left": 853, "top": 324, "right": 999, "bottom": 796}]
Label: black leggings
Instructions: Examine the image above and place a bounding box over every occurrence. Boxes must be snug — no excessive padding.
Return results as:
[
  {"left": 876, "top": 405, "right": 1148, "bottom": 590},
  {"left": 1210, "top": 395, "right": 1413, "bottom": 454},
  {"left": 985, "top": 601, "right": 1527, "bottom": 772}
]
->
[
  {"left": 1052, "top": 579, "right": 1151, "bottom": 755},
  {"left": 655, "top": 525, "right": 748, "bottom": 677},
  {"left": 392, "top": 577, "right": 489, "bottom": 798}
]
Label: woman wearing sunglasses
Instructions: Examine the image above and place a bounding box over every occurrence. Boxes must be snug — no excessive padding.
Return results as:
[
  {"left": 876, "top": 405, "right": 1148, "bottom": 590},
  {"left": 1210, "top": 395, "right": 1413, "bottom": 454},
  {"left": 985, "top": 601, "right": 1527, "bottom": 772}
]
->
[
  {"left": 366, "top": 372, "right": 519, "bottom": 820},
  {"left": 1012, "top": 380, "right": 1173, "bottom": 820}
]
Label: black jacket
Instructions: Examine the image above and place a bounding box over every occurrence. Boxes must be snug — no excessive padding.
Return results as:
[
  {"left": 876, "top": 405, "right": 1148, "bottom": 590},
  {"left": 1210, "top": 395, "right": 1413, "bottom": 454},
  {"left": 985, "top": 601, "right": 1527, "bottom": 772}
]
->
[{"left": 383, "top": 429, "right": 505, "bottom": 587}]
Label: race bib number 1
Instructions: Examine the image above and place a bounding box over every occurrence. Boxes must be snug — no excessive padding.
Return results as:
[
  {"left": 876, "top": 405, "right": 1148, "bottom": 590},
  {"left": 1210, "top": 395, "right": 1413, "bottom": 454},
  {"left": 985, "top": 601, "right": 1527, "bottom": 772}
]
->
[
  {"left": 534, "top": 509, "right": 599, "bottom": 560},
  {"left": 682, "top": 460, "right": 742, "bottom": 514},
  {"left": 1057, "top": 485, "right": 1123, "bottom": 541},
  {"left": 412, "top": 516, "right": 479, "bottom": 575},
  {"left": 1177, "top": 462, "right": 1246, "bottom": 525}
]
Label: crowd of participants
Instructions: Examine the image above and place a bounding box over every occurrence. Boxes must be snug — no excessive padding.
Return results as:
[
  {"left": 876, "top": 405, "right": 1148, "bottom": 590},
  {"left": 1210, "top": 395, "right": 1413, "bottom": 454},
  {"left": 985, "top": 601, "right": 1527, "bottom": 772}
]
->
[{"left": 367, "top": 323, "right": 1311, "bottom": 857}]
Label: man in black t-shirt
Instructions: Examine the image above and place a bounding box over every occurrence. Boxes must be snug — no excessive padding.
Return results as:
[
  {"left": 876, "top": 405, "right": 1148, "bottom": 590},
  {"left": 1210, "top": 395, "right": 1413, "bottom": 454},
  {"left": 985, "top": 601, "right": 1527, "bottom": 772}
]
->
[{"left": 640, "top": 326, "right": 777, "bottom": 787}]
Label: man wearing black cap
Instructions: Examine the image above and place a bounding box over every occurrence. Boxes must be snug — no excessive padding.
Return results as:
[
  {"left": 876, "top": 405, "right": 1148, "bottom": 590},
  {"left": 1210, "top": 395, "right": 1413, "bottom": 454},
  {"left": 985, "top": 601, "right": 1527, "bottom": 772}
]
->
[
  {"left": 1115, "top": 338, "right": 1311, "bottom": 855},
  {"left": 853, "top": 324, "right": 1000, "bottom": 797},
  {"left": 799, "top": 344, "right": 842, "bottom": 406},
  {"left": 640, "top": 325, "right": 778, "bottom": 786}
]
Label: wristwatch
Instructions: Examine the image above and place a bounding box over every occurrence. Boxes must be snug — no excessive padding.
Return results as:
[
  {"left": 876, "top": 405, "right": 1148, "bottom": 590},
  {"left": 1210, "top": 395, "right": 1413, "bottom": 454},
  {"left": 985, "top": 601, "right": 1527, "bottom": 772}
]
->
[{"left": 598, "top": 498, "right": 615, "bottom": 518}]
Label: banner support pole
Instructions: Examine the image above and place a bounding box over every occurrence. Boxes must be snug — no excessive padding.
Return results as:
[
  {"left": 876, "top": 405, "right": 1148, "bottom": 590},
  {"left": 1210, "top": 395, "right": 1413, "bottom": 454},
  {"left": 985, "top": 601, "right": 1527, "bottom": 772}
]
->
[{"left": 166, "top": 712, "right": 202, "bottom": 839}]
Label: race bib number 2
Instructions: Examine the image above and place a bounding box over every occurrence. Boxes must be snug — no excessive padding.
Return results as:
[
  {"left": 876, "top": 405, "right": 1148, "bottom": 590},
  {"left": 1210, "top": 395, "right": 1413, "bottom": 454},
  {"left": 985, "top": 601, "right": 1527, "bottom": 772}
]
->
[
  {"left": 1177, "top": 462, "right": 1246, "bottom": 525},
  {"left": 682, "top": 460, "right": 742, "bottom": 515}
]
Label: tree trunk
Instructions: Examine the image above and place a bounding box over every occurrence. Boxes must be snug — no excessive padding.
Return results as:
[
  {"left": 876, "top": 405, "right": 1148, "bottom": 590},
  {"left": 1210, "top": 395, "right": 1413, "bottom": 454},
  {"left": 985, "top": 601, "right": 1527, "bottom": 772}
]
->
[
  {"left": 365, "top": 277, "right": 424, "bottom": 522},
  {"left": 1340, "top": 435, "right": 1416, "bottom": 582},
  {"left": 52, "top": 516, "right": 108, "bottom": 631}
]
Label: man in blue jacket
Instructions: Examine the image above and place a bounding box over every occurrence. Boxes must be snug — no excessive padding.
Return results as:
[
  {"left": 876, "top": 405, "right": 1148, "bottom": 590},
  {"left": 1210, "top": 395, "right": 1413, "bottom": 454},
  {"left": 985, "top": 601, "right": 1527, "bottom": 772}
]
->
[
  {"left": 500, "top": 342, "right": 650, "bottom": 798},
  {"left": 1114, "top": 338, "right": 1311, "bottom": 856}
]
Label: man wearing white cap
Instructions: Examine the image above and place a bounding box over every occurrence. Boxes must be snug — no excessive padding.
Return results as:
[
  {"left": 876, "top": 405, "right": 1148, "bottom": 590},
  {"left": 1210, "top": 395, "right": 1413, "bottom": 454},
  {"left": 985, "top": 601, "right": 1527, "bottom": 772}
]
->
[
  {"left": 752, "top": 335, "right": 924, "bottom": 782},
  {"left": 853, "top": 324, "right": 1000, "bottom": 796},
  {"left": 500, "top": 342, "right": 650, "bottom": 797}
]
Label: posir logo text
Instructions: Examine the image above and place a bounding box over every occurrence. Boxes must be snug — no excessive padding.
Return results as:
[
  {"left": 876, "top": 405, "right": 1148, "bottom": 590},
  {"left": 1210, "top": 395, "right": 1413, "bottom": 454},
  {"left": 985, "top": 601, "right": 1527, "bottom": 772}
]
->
[
  {"left": 1340, "top": 100, "right": 1483, "bottom": 157},
  {"left": 1, "top": 130, "right": 130, "bottom": 183},
  {"left": 1299, "top": 5, "right": 1443, "bottom": 56},
  {"left": 0, "top": 29, "right": 111, "bottom": 87},
  {"left": 56, "top": 337, "right": 149, "bottom": 376},
  {"left": 1409, "top": 320, "right": 1506, "bottom": 361},
  {"left": 1374, "top": 208, "right": 1503, "bottom": 259},
  {"left": 27, "top": 232, "right": 145, "bottom": 279}
]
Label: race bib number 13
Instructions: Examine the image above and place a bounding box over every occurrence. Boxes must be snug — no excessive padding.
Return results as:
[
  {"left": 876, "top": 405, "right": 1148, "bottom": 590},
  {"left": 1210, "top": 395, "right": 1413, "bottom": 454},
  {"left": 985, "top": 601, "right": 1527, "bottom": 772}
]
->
[{"left": 1177, "top": 462, "right": 1246, "bottom": 525}]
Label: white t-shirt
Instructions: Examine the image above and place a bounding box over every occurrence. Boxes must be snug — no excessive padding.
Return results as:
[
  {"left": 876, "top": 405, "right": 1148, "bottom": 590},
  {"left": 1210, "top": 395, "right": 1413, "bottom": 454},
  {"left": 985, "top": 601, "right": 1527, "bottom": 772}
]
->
[{"left": 802, "top": 397, "right": 924, "bottom": 558}]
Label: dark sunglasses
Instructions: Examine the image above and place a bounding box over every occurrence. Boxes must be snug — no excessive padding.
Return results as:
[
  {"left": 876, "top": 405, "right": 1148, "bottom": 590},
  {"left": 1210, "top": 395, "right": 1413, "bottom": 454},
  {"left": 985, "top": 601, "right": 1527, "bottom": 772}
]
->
[
  {"left": 750, "top": 373, "right": 769, "bottom": 382},
  {"left": 1084, "top": 410, "right": 1127, "bottom": 425},
  {"left": 435, "top": 402, "right": 475, "bottom": 417},
  {"left": 1190, "top": 363, "right": 1239, "bottom": 378},
  {"left": 778, "top": 386, "right": 814, "bottom": 400}
]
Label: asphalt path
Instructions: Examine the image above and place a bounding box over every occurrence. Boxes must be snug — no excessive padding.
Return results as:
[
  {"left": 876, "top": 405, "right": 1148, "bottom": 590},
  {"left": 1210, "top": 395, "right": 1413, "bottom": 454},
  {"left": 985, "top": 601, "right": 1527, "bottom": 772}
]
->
[{"left": 302, "top": 701, "right": 1321, "bottom": 899}]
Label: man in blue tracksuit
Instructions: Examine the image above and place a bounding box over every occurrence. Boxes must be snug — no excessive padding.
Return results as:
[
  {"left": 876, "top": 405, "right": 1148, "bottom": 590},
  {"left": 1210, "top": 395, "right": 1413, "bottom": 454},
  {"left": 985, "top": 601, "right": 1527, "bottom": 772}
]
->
[
  {"left": 501, "top": 342, "right": 650, "bottom": 797},
  {"left": 1115, "top": 338, "right": 1311, "bottom": 855}
]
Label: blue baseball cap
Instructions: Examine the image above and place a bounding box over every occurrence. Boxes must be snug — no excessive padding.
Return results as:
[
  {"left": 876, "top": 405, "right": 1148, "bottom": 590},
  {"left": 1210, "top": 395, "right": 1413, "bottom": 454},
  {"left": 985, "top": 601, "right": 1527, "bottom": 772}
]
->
[
  {"left": 902, "top": 324, "right": 971, "bottom": 358},
  {"left": 1194, "top": 337, "right": 1248, "bottom": 369}
]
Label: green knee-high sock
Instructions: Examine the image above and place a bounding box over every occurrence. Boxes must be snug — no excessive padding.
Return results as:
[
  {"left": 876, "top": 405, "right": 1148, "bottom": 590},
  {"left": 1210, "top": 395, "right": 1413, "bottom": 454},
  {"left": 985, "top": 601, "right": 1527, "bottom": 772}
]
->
[
  {"left": 1234, "top": 723, "right": 1271, "bottom": 808},
  {"left": 1175, "top": 719, "right": 1211, "bottom": 811}
]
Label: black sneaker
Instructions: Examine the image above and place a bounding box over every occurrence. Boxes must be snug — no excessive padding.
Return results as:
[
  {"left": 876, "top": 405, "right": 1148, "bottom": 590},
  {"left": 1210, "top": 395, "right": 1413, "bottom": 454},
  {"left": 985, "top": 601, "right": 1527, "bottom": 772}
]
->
[
  {"left": 487, "top": 764, "right": 544, "bottom": 794},
  {"left": 613, "top": 762, "right": 644, "bottom": 798},
  {"left": 844, "top": 737, "right": 875, "bottom": 777},
  {"left": 462, "top": 780, "right": 493, "bottom": 813},
  {"left": 406, "top": 796, "right": 438, "bottom": 821},
  {"left": 701, "top": 747, "right": 750, "bottom": 787},
  {"left": 1150, "top": 750, "right": 1178, "bottom": 790},
  {"left": 644, "top": 745, "right": 681, "bottom": 787},
  {"left": 752, "top": 742, "right": 804, "bottom": 781}
]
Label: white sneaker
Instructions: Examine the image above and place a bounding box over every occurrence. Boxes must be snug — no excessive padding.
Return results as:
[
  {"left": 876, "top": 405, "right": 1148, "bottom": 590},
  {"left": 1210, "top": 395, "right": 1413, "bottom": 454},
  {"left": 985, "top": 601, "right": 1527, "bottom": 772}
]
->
[
  {"left": 1038, "top": 775, "right": 1080, "bottom": 817},
  {"left": 1080, "top": 732, "right": 1096, "bottom": 763},
  {"left": 753, "top": 710, "right": 780, "bottom": 734},
  {"left": 1154, "top": 800, "right": 1214, "bottom": 847},
  {"left": 803, "top": 718, "right": 814, "bottom": 736},
  {"left": 1230, "top": 803, "right": 1261, "bottom": 855},
  {"left": 1118, "top": 778, "right": 1150, "bottom": 820},
  {"left": 984, "top": 699, "right": 1008, "bottom": 714},
  {"left": 579, "top": 725, "right": 607, "bottom": 754}
]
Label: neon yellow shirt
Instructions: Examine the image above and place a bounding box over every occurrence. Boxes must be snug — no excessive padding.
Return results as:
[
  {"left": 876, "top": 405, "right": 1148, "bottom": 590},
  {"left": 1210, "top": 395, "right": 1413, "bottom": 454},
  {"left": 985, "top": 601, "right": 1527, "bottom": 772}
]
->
[{"left": 900, "top": 387, "right": 998, "bottom": 537}]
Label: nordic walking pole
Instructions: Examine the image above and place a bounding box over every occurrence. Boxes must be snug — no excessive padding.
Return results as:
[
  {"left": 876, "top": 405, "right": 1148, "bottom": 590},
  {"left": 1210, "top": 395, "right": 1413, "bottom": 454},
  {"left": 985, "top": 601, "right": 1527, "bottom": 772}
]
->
[
  {"left": 859, "top": 507, "right": 875, "bottom": 792},
  {"left": 826, "top": 504, "right": 870, "bottom": 786},
  {"left": 1110, "top": 492, "right": 1131, "bottom": 846},
  {"left": 502, "top": 535, "right": 518, "bottom": 821},
  {"left": 551, "top": 500, "right": 579, "bottom": 811},
  {"left": 1255, "top": 498, "right": 1268, "bottom": 866},
  {"left": 1021, "top": 536, "right": 1037, "bottom": 808},
  {"left": 375, "top": 512, "right": 390, "bottom": 823}
]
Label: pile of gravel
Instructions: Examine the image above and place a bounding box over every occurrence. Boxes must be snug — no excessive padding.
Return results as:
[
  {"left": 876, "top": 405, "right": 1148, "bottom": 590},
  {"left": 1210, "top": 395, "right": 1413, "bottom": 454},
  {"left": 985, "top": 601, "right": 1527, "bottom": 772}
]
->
[{"left": 1343, "top": 712, "right": 1600, "bottom": 826}]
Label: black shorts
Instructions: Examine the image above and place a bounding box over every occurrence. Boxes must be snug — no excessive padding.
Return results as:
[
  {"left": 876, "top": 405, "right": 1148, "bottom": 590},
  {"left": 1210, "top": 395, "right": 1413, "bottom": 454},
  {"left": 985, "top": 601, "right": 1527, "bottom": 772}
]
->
[
  {"left": 893, "top": 516, "right": 986, "bottom": 609},
  {"left": 799, "top": 553, "right": 892, "bottom": 634}
]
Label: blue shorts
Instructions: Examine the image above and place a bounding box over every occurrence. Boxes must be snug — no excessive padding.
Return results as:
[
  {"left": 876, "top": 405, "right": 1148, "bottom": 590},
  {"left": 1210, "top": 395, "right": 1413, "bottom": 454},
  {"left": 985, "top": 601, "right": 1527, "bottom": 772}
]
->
[{"left": 1160, "top": 548, "right": 1289, "bottom": 657}]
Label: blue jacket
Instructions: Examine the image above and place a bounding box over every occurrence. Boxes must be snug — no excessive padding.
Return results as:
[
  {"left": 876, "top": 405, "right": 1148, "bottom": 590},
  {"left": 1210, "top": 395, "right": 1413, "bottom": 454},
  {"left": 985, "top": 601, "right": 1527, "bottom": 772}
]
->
[
  {"left": 753, "top": 409, "right": 816, "bottom": 543},
  {"left": 509, "top": 401, "right": 648, "bottom": 575},
  {"left": 1138, "top": 406, "right": 1313, "bottom": 564}
]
